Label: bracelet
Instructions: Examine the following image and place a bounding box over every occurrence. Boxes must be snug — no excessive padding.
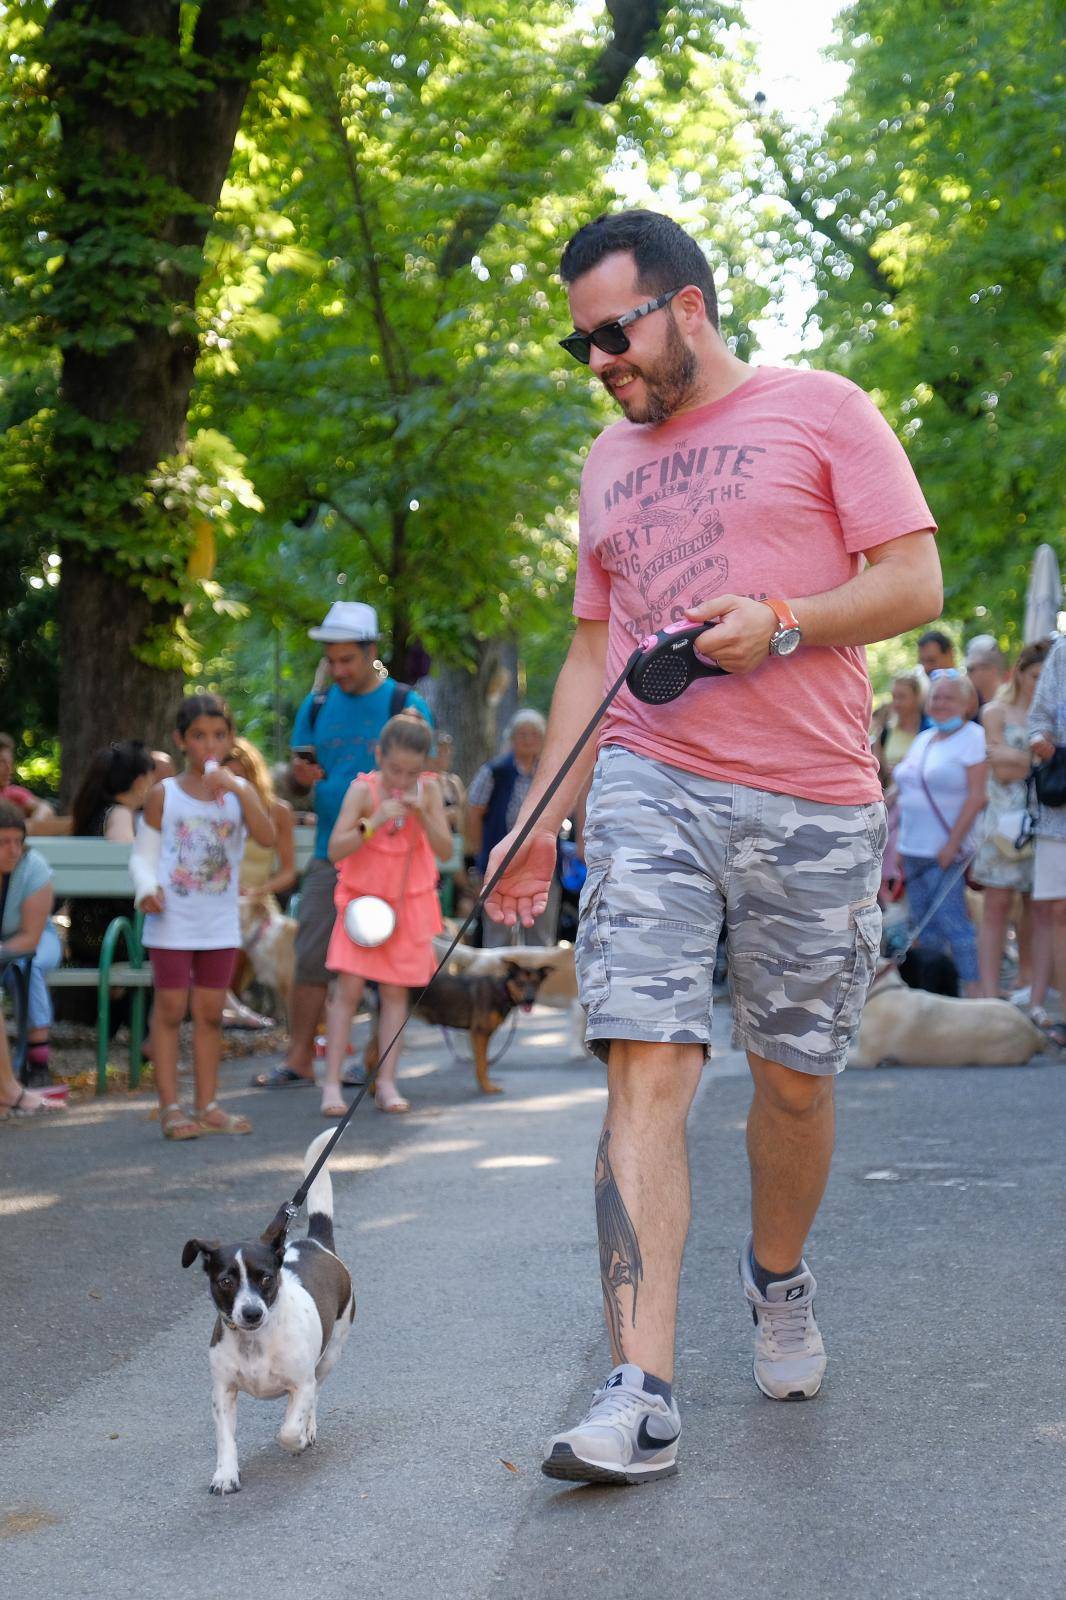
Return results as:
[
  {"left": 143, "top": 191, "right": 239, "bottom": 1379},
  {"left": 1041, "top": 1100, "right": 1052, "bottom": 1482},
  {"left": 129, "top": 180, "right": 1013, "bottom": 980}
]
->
[{"left": 358, "top": 817, "right": 376, "bottom": 840}]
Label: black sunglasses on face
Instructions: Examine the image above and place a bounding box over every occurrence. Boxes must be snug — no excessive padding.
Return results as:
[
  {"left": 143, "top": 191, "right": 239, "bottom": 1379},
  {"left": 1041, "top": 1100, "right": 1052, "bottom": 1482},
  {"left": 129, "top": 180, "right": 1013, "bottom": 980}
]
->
[{"left": 559, "top": 288, "right": 682, "bottom": 366}]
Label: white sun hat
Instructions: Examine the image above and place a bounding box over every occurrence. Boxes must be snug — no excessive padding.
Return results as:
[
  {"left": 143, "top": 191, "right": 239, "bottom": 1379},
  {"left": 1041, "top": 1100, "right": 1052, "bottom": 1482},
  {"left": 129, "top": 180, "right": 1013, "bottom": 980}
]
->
[{"left": 308, "top": 601, "right": 379, "bottom": 643}]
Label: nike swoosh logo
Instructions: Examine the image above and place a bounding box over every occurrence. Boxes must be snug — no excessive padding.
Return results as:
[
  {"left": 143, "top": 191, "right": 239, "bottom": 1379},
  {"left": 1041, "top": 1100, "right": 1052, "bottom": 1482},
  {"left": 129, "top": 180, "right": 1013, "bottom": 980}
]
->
[{"left": 636, "top": 1416, "right": 680, "bottom": 1454}]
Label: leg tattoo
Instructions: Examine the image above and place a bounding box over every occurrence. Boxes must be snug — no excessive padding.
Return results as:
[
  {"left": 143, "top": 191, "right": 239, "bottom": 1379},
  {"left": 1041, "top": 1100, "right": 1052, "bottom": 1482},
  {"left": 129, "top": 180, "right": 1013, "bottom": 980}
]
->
[{"left": 595, "top": 1127, "right": 643, "bottom": 1363}]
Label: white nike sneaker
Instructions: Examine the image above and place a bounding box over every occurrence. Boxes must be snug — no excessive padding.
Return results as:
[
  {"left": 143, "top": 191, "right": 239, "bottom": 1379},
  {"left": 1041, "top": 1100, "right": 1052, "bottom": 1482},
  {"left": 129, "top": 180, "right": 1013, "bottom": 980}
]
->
[
  {"left": 541, "top": 1363, "right": 681, "bottom": 1485},
  {"left": 739, "top": 1234, "right": 826, "bottom": 1401}
]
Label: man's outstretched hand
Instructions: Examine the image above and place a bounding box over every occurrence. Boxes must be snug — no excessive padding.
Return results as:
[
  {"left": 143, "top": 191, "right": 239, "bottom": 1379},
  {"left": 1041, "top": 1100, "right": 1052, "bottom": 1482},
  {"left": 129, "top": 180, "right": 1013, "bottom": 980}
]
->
[{"left": 483, "top": 827, "right": 558, "bottom": 928}]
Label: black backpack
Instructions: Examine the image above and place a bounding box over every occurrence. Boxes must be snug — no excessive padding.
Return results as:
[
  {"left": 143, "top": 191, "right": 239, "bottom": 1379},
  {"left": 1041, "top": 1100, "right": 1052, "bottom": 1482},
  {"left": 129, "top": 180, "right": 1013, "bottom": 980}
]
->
[{"left": 308, "top": 680, "right": 413, "bottom": 733}]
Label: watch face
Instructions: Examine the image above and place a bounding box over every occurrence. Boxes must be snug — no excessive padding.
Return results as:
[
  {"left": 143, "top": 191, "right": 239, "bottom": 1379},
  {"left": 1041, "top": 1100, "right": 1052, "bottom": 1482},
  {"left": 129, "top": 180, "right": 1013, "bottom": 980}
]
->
[{"left": 773, "top": 627, "right": 802, "bottom": 656}]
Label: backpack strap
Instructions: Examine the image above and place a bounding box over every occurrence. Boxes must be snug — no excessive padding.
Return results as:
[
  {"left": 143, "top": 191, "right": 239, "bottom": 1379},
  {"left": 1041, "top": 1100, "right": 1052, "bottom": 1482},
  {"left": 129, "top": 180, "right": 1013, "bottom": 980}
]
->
[
  {"left": 308, "top": 687, "right": 329, "bottom": 732},
  {"left": 389, "top": 681, "right": 413, "bottom": 719}
]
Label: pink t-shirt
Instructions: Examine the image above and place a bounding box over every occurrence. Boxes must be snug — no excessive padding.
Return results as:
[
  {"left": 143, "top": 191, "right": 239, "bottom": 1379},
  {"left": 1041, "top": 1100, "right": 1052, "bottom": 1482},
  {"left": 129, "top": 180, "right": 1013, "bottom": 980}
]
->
[{"left": 573, "top": 366, "right": 937, "bottom": 805}]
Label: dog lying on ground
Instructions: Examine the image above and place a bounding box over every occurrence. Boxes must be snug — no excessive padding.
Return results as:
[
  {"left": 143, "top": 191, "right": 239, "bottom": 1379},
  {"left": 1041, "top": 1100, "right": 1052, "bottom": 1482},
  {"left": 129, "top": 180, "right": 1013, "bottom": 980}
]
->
[
  {"left": 182, "top": 1130, "right": 355, "bottom": 1495},
  {"left": 365, "top": 960, "right": 553, "bottom": 1095},
  {"left": 851, "top": 969, "right": 1047, "bottom": 1068}
]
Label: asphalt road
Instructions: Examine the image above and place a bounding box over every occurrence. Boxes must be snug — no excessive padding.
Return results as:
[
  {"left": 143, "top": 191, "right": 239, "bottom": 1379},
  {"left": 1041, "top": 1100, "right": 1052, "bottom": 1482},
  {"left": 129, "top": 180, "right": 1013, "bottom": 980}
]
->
[{"left": 2, "top": 1004, "right": 1064, "bottom": 1599}]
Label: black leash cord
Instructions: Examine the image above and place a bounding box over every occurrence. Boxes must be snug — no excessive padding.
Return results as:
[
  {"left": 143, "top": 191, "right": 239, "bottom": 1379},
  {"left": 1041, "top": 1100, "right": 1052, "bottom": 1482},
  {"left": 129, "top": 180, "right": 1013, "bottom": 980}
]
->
[{"left": 284, "top": 642, "right": 645, "bottom": 1219}]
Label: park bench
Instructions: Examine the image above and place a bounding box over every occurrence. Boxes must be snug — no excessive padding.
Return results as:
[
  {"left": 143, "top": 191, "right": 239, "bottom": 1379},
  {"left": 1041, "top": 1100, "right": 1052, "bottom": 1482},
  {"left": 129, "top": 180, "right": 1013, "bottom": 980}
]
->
[
  {"left": 10, "top": 828, "right": 317, "bottom": 1095},
  {"left": 15, "top": 836, "right": 152, "bottom": 1096}
]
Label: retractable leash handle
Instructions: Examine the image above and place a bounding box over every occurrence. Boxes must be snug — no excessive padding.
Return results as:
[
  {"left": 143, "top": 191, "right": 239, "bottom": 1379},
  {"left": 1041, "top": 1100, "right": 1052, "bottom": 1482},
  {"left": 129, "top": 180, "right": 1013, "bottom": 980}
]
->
[
  {"left": 287, "top": 624, "right": 726, "bottom": 1216},
  {"left": 627, "top": 621, "right": 726, "bottom": 704}
]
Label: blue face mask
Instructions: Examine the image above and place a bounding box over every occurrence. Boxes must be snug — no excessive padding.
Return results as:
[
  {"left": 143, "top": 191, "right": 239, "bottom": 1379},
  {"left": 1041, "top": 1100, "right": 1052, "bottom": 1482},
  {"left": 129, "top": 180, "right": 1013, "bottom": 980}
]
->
[{"left": 931, "top": 715, "right": 964, "bottom": 733}]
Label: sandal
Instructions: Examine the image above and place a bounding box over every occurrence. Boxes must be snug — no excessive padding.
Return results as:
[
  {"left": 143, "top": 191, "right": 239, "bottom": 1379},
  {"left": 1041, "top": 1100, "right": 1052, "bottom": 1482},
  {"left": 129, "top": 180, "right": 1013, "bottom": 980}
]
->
[
  {"left": 250, "top": 1065, "right": 315, "bottom": 1090},
  {"left": 160, "top": 1102, "right": 201, "bottom": 1140},
  {"left": 1, "top": 1085, "right": 66, "bottom": 1117},
  {"left": 321, "top": 1089, "right": 348, "bottom": 1119},
  {"left": 1038, "top": 1022, "right": 1066, "bottom": 1051},
  {"left": 196, "top": 1101, "right": 252, "bottom": 1135},
  {"left": 374, "top": 1087, "right": 411, "bottom": 1114}
]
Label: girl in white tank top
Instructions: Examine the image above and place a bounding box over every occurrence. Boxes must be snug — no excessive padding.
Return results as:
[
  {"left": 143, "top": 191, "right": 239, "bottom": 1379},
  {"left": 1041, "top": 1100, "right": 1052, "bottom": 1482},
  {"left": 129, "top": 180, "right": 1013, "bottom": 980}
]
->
[{"left": 134, "top": 695, "right": 275, "bottom": 1140}]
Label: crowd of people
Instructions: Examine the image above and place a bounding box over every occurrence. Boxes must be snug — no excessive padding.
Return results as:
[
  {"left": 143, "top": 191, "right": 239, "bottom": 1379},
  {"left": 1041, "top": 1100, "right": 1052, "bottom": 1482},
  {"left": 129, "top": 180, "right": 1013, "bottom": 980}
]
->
[
  {"left": 875, "top": 627, "right": 1066, "bottom": 1041},
  {"left": 0, "top": 599, "right": 564, "bottom": 1129}
]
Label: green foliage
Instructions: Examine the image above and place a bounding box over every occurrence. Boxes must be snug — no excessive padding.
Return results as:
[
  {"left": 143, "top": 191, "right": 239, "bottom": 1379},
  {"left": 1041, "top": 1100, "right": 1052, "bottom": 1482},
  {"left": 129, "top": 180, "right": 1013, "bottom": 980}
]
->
[
  {"left": 186, "top": 0, "right": 765, "bottom": 726},
  {"left": 752, "top": 0, "right": 1066, "bottom": 645},
  {"left": 0, "top": 1, "right": 274, "bottom": 620}
]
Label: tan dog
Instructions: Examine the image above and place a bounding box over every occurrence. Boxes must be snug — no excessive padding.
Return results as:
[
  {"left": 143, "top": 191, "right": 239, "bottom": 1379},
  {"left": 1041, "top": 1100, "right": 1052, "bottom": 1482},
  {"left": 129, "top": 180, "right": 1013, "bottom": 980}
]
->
[
  {"left": 240, "top": 898, "right": 297, "bottom": 1019},
  {"left": 851, "top": 969, "right": 1047, "bottom": 1068}
]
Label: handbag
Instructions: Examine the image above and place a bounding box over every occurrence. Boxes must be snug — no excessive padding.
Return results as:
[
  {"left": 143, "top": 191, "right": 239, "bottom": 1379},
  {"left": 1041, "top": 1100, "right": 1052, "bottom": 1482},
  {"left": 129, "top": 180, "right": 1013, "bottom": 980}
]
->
[
  {"left": 1033, "top": 746, "right": 1066, "bottom": 808},
  {"left": 992, "top": 806, "right": 1034, "bottom": 862},
  {"left": 342, "top": 826, "right": 417, "bottom": 949}
]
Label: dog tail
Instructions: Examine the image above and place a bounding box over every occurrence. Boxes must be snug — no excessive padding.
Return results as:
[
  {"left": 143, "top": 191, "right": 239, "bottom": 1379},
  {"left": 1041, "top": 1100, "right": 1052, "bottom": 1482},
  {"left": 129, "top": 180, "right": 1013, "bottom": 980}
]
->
[{"left": 302, "top": 1130, "right": 337, "bottom": 1252}]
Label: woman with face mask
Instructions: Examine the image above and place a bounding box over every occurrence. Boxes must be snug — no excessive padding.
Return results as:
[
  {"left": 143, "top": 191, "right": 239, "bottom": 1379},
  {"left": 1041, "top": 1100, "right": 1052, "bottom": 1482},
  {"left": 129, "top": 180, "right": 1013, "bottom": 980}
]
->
[{"left": 894, "top": 670, "right": 989, "bottom": 995}]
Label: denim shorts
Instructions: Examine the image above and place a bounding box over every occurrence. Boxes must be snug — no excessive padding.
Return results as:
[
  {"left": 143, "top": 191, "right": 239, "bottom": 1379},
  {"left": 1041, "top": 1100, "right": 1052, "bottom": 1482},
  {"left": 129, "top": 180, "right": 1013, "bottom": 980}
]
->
[{"left": 576, "top": 746, "right": 886, "bottom": 1076}]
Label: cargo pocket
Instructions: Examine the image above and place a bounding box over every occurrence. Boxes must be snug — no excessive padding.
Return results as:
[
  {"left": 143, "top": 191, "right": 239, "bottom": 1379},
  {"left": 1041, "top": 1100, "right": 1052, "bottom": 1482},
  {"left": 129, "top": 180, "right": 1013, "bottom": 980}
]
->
[
  {"left": 575, "top": 864, "right": 611, "bottom": 1013},
  {"left": 832, "top": 903, "right": 882, "bottom": 1047}
]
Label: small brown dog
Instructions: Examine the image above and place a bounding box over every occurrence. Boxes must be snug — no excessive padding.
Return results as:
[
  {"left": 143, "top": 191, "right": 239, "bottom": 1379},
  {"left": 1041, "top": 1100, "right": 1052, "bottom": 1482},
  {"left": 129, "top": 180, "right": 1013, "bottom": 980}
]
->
[{"left": 364, "top": 961, "right": 553, "bottom": 1095}]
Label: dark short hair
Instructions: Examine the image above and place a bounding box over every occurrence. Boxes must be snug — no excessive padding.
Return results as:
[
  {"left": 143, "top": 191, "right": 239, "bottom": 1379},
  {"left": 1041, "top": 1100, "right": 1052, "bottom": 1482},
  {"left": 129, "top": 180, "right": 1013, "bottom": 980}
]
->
[
  {"left": 918, "top": 630, "right": 953, "bottom": 654},
  {"left": 559, "top": 210, "right": 719, "bottom": 332},
  {"left": 0, "top": 798, "right": 27, "bottom": 836},
  {"left": 175, "top": 693, "right": 233, "bottom": 736}
]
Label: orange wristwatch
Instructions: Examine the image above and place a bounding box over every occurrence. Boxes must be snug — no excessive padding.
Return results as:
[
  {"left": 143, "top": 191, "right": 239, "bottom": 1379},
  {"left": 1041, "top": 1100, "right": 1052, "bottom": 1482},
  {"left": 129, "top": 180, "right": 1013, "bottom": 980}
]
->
[{"left": 762, "top": 597, "right": 802, "bottom": 657}]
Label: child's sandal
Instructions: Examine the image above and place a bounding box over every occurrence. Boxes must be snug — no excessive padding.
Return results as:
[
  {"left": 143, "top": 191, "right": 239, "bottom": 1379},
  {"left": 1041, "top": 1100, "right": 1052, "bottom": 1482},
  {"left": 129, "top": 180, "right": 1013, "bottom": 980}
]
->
[
  {"left": 195, "top": 1100, "right": 252, "bottom": 1135},
  {"left": 161, "top": 1103, "right": 201, "bottom": 1141}
]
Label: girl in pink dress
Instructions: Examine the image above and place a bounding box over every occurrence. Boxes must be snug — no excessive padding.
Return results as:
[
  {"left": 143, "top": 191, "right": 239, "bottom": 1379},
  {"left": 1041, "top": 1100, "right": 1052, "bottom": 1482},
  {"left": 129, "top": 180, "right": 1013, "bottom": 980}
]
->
[{"left": 323, "top": 714, "right": 451, "bottom": 1115}]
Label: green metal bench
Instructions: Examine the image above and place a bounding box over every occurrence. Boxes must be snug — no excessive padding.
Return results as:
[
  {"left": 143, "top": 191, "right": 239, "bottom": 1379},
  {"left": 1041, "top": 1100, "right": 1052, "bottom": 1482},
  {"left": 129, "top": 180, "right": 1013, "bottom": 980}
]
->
[
  {"left": 29, "top": 828, "right": 317, "bottom": 1095},
  {"left": 30, "top": 837, "right": 151, "bottom": 1095}
]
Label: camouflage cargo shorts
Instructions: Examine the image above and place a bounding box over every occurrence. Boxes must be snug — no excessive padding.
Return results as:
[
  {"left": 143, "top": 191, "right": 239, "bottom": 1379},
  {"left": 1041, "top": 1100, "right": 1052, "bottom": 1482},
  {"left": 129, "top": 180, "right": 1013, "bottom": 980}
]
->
[{"left": 576, "top": 746, "right": 887, "bottom": 1076}]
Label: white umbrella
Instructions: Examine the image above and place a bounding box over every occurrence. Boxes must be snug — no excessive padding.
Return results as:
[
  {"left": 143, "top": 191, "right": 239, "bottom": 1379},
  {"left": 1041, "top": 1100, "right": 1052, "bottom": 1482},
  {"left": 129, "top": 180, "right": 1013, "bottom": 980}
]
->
[{"left": 1024, "top": 543, "right": 1062, "bottom": 643}]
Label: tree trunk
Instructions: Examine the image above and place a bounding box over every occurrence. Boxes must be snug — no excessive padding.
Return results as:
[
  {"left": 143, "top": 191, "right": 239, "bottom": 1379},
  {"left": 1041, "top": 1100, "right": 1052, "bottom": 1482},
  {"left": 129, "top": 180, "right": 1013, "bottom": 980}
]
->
[
  {"left": 429, "top": 640, "right": 517, "bottom": 783},
  {"left": 45, "top": 0, "right": 267, "bottom": 795},
  {"left": 58, "top": 557, "right": 183, "bottom": 802}
]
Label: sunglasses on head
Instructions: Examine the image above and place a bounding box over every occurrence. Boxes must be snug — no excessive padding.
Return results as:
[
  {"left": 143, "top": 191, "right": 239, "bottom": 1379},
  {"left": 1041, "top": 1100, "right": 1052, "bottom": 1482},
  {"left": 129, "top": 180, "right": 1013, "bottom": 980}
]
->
[
  {"left": 929, "top": 668, "right": 961, "bottom": 681},
  {"left": 559, "top": 287, "right": 682, "bottom": 366}
]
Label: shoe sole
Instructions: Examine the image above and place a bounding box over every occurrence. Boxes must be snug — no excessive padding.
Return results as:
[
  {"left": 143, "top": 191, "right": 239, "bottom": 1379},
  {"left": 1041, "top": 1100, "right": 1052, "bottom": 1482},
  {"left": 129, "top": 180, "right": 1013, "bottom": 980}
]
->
[
  {"left": 752, "top": 1361, "right": 823, "bottom": 1402},
  {"left": 541, "top": 1444, "right": 678, "bottom": 1486}
]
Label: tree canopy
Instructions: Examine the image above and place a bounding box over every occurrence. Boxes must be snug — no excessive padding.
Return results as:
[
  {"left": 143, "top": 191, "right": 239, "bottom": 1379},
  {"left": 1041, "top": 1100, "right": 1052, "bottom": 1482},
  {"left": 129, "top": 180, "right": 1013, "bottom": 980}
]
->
[{"left": 755, "top": 0, "right": 1065, "bottom": 644}]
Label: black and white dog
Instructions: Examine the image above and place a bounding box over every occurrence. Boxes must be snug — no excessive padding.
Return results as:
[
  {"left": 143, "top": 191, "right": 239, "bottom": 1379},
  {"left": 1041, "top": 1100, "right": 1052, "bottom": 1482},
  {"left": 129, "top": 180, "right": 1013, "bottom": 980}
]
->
[{"left": 182, "top": 1130, "right": 355, "bottom": 1495}]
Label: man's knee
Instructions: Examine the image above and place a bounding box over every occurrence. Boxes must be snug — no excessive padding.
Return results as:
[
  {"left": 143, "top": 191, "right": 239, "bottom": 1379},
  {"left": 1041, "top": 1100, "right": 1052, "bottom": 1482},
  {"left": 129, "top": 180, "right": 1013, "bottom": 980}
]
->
[
  {"left": 607, "top": 1039, "right": 703, "bottom": 1118},
  {"left": 749, "top": 1054, "right": 834, "bottom": 1117}
]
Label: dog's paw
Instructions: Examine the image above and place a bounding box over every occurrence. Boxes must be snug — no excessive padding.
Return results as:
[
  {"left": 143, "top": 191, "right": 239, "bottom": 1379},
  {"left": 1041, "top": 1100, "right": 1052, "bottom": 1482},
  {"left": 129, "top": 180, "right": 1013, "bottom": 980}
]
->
[
  {"left": 278, "top": 1424, "right": 313, "bottom": 1454},
  {"left": 209, "top": 1472, "right": 241, "bottom": 1495}
]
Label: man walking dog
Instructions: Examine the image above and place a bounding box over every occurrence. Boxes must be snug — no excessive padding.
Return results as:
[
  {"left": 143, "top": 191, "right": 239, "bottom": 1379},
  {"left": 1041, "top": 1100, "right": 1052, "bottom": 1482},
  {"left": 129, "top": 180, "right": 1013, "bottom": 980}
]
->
[
  {"left": 253, "top": 601, "right": 431, "bottom": 1091},
  {"left": 484, "top": 211, "right": 943, "bottom": 1484}
]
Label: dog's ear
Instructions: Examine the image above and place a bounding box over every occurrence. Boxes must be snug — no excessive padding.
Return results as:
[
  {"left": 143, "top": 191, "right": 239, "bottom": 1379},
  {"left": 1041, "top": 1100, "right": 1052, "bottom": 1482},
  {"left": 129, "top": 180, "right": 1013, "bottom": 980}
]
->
[
  {"left": 536, "top": 966, "right": 553, "bottom": 983},
  {"left": 260, "top": 1205, "right": 291, "bottom": 1256},
  {"left": 182, "top": 1238, "right": 219, "bottom": 1269},
  {"left": 503, "top": 961, "right": 522, "bottom": 978}
]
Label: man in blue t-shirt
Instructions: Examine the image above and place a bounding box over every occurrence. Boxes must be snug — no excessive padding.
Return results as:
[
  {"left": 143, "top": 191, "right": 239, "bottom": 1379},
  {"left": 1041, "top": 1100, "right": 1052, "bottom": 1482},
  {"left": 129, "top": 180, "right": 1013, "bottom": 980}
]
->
[{"left": 252, "top": 600, "right": 431, "bottom": 1090}]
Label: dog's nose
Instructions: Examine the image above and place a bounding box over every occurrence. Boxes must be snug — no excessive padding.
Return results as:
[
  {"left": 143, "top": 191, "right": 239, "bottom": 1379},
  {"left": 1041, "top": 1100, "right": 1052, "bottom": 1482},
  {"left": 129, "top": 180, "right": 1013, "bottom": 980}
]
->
[{"left": 243, "top": 1306, "right": 263, "bottom": 1326}]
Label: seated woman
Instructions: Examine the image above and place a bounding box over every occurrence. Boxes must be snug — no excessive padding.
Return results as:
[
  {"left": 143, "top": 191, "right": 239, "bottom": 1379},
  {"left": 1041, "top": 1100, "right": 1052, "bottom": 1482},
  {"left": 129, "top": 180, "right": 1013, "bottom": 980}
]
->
[
  {"left": 58, "top": 742, "right": 156, "bottom": 1026},
  {"left": 0, "top": 799, "right": 61, "bottom": 1078},
  {"left": 221, "top": 736, "right": 297, "bottom": 1026}
]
